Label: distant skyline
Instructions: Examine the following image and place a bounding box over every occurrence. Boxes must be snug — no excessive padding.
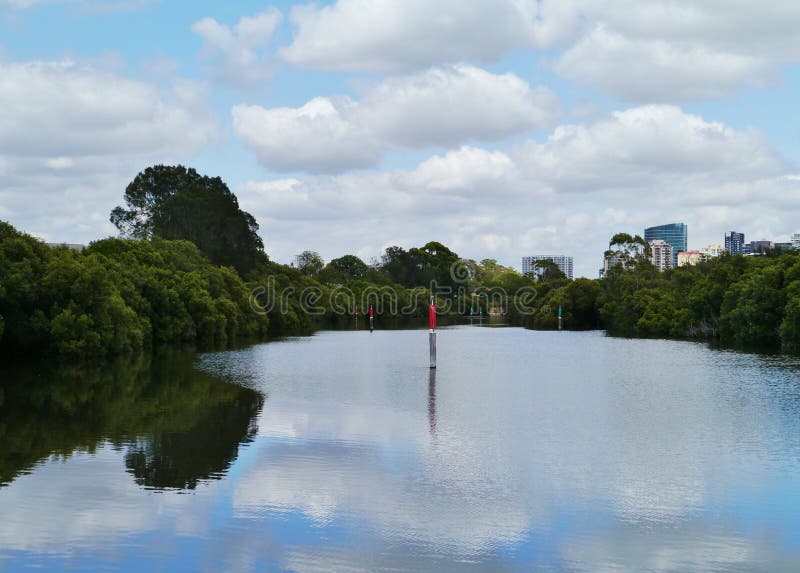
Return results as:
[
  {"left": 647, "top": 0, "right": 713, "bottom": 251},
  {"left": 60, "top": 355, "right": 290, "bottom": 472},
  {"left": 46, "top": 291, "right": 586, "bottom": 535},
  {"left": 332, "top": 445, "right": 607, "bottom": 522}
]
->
[{"left": 2, "top": 1, "right": 800, "bottom": 277}]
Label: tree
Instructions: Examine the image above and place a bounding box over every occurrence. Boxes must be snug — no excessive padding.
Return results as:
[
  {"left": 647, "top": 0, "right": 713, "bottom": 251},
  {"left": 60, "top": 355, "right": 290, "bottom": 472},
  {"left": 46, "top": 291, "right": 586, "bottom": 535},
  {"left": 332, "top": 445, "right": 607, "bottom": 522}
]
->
[
  {"left": 477, "top": 259, "right": 518, "bottom": 285},
  {"left": 110, "top": 165, "right": 265, "bottom": 275},
  {"left": 321, "top": 255, "right": 369, "bottom": 284},
  {"left": 407, "top": 241, "right": 460, "bottom": 287},
  {"left": 720, "top": 265, "right": 785, "bottom": 348},
  {"left": 604, "top": 233, "right": 652, "bottom": 271},
  {"left": 380, "top": 246, "right": 413, "bottom": 285},
  {"left": 294, "top": 251, "right": 324, "bottom": 276},
  {"left": 533, "top": 259, "right": 567, "bottom": 283}
]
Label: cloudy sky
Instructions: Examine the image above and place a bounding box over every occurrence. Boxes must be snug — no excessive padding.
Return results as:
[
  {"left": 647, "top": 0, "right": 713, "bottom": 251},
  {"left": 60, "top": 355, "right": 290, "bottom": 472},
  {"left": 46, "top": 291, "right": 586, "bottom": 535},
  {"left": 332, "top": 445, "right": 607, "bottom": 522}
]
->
[{"left": 1, "top": 0, "right": 800, "bottom": 277}]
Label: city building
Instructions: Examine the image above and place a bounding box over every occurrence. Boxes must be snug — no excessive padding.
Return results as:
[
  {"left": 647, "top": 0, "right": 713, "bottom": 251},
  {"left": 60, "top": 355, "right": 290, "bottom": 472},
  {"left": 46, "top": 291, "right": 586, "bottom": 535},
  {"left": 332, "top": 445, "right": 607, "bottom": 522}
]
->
[
  {"left": 792, "top": 233, "right": 800, "bottom": 250},
  {"left": 600, "top": 252, "right": 627, "bottom": 278},
  {"left": 775, "top": 242, "right": 793, "bottom": 252},
  {"left": 702, "top": 244, "right": 724, "bottom": 258},
  {"left": 678, "top": 251, "right": 705, "bottom": 267},
  {"left": 644, "top": 223, "right": 687, "bottom": 268},
  {"left": 724, "top": 231, "right": 745, "bottom": 255},
  {"left": 743, "top": 240, "right": 773, "bottom": 255},
  {"left": 523, "top": 255, "right": 574, "bottom": 280},
  {"left": 649, "top": 240, "right": 673, "bottom": 272}
]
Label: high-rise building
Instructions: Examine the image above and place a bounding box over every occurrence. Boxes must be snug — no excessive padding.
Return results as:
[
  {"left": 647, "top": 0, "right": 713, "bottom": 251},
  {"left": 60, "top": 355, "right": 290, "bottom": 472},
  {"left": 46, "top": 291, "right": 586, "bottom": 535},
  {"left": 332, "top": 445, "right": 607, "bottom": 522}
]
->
[
  {"left": 600, "top": 252, "right": 627, "bottom": 278},
  {"left": 644, "top": 223, "right": 687, "bottom": 268},
  {"left": 649, "top": 240, "right": 673, "bottom": 271},
  {"left": 522, "top": 255, "right": 574, "bottom": 280},
  {"left": 792, "top": 233, "right": 800, "bottom": 250},
  {"left": 725, "top": 231, "right": 745, "bottom": 255}
]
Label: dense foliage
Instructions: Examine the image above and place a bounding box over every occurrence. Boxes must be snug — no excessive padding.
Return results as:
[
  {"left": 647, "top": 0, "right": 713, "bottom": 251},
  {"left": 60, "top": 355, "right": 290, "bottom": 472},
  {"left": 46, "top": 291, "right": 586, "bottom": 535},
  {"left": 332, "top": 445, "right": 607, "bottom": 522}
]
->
[
  {"left": 525, "top": 238, "right": 800, "bottom": 354},
  {"left": 111, "top": 165, "right": 266, "bottom": 275},
  {"left": 0, "top": 218, "right": 534, "bottom": 359},
  {"left": 0, "top": 221, "right": 268, "bottom": 358}
]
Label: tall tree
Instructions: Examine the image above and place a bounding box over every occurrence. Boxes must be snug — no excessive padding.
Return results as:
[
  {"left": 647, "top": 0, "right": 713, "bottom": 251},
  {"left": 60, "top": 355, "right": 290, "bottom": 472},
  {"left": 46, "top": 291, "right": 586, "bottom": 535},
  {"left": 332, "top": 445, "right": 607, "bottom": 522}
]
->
[
  {"left": 294, "top": 251, "right": 324, "bottom": 276},
  {"left": 533, "top": 259, "right": 567, "bottom": 282},
  {"left": 380, "top": 246, "right": 413, "bottom": 285},
  {"left": 110, "top": 165, "right": 265, "bottom": 275},
  {"left": 321, "top": 255, "right": 369, "bottom": 283}
]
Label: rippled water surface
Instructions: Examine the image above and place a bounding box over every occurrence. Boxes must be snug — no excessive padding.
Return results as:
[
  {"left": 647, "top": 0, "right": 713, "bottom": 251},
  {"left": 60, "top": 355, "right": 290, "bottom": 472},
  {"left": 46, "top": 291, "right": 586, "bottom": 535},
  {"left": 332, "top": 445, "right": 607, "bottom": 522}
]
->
[{"left": 2, "top": 327, "right": 800, "bottom": 571}]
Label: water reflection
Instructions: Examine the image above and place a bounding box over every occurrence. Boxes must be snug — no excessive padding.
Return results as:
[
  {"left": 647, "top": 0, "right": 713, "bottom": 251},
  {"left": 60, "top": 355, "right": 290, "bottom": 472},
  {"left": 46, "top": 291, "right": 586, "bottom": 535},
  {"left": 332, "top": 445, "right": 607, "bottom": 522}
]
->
[
  {"left": 0, "top": 352, "right": 263, "bottom": 490},
  {"left": 428, "top": 369, "right": 437, "bottom": 437},
  {"left": 1, "top": 329, "right": 800, "bottom": 572}
]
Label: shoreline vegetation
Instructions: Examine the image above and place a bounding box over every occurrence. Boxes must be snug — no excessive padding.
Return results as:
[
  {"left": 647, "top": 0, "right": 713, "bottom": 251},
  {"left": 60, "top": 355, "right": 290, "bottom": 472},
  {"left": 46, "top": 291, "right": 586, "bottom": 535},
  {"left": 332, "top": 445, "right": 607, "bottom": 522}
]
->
[
  {"left": 0, "top": 165, "right": 539, "bottom": 361},
  {"left": 529, "top": 233, "right": 800, "bottom": 356},
  {"left": 2, "top": 165, "right": 800, "bottom": 360}
]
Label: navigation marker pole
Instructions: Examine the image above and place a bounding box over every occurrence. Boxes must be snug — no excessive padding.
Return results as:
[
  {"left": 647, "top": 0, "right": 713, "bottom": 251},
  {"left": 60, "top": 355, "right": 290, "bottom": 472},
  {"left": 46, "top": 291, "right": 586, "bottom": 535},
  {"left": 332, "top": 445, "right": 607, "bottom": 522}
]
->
[
  {"left": 429, "top": 296, "right": 437, "bottom": 369},
  {"left": 558, "top": 305, "right": 563, "bottom": 331}
]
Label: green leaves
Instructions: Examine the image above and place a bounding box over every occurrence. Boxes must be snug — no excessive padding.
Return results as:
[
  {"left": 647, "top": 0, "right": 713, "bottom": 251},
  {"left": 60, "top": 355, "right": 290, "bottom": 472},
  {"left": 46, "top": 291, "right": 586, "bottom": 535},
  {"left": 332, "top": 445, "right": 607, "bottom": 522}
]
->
[
  {"left": 0, "top": 224, "right": 269, "bottom": 360},
  {"left": 321, "top": 254, "right": 369, "bottom": 284},
  {"left": 111, "top": 165, "right": 266, "bottom": 275},
  {"left": 294, "top": 250, "right": 325, "bottom": 277}
]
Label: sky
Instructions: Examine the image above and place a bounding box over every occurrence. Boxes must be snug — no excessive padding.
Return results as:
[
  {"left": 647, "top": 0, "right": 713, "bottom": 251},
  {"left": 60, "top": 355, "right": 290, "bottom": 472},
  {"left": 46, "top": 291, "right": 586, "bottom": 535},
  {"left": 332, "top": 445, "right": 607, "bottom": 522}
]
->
[{"left": 1, "top": 0, "right": 799, "bottom": 277}]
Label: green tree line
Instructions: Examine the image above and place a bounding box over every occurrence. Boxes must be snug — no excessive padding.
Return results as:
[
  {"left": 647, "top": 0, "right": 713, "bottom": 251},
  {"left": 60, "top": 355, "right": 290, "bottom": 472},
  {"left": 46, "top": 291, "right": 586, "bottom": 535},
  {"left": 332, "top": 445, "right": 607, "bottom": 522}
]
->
[
  {"left": 0, "top": 165, "right": 539, "bottom": 360},
  {"left": 6, "top": 163, "right": 798, "bottom": 360},
  {"left": 525, "top": 233, "right": 800, "bottom": 354}
]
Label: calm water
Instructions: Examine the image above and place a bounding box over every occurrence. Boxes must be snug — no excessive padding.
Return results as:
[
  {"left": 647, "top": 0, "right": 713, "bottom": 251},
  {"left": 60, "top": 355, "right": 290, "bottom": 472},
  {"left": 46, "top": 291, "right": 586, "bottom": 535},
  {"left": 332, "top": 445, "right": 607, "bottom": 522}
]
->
[{"left": 2, "top": 327, "right": 800, "bottom": 572}]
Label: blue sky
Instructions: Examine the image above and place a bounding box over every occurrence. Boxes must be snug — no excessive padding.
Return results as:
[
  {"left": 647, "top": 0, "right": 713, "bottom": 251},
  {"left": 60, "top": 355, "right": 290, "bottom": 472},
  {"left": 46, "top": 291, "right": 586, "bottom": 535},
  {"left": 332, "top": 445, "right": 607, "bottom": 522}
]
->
[{"left": 1, "top": 0, "right": 799, "bottom": 277}]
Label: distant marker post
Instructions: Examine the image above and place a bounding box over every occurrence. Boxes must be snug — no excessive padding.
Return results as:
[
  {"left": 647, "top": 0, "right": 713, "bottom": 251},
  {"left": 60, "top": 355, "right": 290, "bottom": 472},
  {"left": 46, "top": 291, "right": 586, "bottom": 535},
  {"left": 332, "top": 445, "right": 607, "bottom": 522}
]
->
[
  {"left": 429, "top": 296, "right": 437, "bottom": 369},
  {"left": 558, "top": 305, "right": 563, "bottom": 331}
]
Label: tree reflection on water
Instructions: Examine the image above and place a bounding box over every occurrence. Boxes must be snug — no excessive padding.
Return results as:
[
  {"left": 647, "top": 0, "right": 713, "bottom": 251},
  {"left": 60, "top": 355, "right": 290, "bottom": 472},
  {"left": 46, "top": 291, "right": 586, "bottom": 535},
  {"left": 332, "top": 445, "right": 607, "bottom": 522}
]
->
[{"left": 0, "top": 351, "right": 263, "bottom": 490}]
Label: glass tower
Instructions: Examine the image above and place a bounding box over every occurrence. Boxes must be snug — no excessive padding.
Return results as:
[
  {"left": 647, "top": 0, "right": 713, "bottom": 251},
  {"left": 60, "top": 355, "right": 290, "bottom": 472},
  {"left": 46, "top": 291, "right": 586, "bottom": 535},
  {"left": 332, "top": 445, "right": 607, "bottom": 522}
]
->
[{"left": 644, "top": 223, "right": 687, "bottom": 268}]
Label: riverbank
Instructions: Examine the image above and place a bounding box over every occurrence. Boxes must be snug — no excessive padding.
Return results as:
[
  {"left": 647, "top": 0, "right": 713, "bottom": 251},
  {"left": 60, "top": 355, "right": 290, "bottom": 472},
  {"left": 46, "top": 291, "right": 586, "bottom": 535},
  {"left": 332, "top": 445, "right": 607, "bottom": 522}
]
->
[
  {"left": 522, "top": 250, "right": 800, "bottom": 355},
  {"left": 0, "top": 221, "right": 531, "bottom": 361},
  {"left": 6, "top": 213, "right": 800, "bottom": 360}
]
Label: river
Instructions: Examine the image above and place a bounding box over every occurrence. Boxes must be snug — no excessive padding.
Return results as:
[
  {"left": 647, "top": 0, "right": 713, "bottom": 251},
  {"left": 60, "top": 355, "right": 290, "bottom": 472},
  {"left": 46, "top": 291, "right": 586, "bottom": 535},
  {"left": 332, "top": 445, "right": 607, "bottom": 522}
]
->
[{"left": 1, "top": 326, "right": 799, "bottom": 571}]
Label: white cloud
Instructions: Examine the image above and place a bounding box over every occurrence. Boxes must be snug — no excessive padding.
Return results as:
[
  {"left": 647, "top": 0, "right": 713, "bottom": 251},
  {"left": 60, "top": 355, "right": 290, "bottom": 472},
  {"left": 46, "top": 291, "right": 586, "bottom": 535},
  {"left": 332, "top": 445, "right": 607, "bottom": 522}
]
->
[
  {"left": 236, "top": 105, "right": 798, "bottom": 277},
  {"left": 589, "top": 0, "right": 800, "bottom": 59},
  {"left": 513, "top": 105, "right": 787, "bottom": 189},
  {"left": 556, "top": 0, "right": 800, "bottom": 101},
  {"left": 555, "top": 25, "right": 774, "bottom": 102},
  {"left": 192, "top": 8, "right": 282, "bottom": 86},
  {"left": 280, "top": 0, "right": 575, "bottom": 73},
  {"left": 408, "top": 146, "right": 516, "bottom": 194},
  {"left": 358, "top": 66, "right": 558, "bottom": 147},
  {"left": 279, "top": 0, "right": 800, "bottom": 101},
  {"left": 232, "top": 64, "right": 558, "bottom": 172},
  {"left": 0, "top": 58, "right": 219, "bottom": 244},
  {"left": 0, "top": 60, "right": 217, "bottom": 157},
  {"left": 233, "top": 96, "right": 379, "bottom": 173}
]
